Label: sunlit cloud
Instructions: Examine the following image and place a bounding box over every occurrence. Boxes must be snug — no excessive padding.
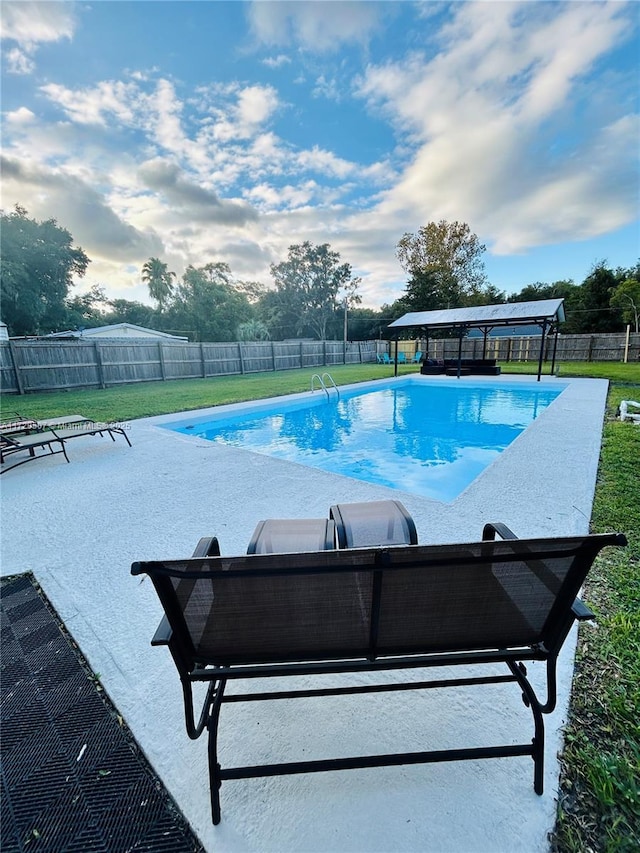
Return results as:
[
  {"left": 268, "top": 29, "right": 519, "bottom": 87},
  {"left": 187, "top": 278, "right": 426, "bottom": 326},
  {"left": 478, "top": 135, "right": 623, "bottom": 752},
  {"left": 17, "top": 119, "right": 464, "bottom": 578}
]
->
[{"left": 1, "top": 0, "right": 77, "bottom": 73}]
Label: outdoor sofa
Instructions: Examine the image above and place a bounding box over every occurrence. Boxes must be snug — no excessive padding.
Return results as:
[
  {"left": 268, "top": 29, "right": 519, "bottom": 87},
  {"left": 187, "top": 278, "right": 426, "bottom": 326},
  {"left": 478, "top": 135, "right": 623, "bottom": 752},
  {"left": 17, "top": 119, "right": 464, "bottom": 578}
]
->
[
  {"left": 420, "top": 358, "right": 501, "bottom": 376},
  {"left": 132, "top": 505, "right": 625, "bottom": 824}
]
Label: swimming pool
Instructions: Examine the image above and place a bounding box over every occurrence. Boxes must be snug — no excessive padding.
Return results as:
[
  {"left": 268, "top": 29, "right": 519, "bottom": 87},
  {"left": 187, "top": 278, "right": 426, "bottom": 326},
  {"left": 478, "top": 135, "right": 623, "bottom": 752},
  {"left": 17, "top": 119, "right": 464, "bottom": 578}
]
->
[{"left": 164, "top": 377, "right": 566, "bottom": 502}]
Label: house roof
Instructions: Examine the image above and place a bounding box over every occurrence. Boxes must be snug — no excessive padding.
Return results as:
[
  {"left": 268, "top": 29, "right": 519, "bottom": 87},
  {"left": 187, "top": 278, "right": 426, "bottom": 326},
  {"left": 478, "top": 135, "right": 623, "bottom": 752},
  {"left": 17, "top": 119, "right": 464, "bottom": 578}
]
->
[
  {"left": 387, "top": 299, "right": 565, "bottom": 334},
  {"left": 46, "top": 323, "right": 188, "bottom": 341}
]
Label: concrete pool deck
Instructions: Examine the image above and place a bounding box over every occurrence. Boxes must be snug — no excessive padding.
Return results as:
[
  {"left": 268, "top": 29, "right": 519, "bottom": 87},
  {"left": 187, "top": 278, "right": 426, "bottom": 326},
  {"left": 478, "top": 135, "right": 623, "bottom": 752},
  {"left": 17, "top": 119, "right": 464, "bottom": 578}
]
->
[{"left": 1, "top": 374, "right": 609, "bottom": 852}]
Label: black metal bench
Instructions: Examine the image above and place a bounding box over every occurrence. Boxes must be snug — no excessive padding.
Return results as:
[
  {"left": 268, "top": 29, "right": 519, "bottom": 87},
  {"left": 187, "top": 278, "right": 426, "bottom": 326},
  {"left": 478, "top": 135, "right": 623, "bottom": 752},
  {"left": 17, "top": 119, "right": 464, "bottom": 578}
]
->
[{"left": 131, "top": 523, "right": 626, "bottom": 824}]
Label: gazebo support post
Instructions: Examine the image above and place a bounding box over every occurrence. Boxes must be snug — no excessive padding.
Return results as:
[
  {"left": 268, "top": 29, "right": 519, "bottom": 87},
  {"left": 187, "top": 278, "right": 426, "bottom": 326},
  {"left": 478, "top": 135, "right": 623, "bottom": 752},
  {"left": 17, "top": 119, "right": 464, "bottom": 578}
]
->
[
  {"left": 537, "top": 320, "right": 548, "bottom": 382},
  {"left": 457, "top": 327, "right": 464, "bottom": 378},
  {"left": 550, "top": 327, "right": 559, "bottom": 376}
]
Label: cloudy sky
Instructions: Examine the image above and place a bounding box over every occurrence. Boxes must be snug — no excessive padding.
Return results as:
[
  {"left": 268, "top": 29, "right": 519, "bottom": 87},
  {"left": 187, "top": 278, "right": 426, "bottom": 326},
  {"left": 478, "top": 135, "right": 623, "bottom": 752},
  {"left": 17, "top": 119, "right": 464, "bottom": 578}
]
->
[{"left": 1, "top": 1, "right": 638, "bottom": 308}]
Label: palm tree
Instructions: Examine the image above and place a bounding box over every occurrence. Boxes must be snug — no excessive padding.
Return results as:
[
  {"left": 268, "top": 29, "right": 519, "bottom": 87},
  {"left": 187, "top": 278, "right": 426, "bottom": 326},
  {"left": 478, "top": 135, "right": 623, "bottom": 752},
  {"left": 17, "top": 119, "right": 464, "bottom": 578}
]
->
[{"left": 141, "top": 258, "right": 175, "bottom": 312}]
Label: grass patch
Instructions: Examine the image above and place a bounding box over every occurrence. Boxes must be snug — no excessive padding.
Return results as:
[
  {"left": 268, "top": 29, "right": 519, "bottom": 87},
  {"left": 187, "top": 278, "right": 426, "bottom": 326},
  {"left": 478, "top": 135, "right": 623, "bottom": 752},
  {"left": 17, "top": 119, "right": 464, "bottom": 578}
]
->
[
  {"left": 1, "top": 364, "right": 419, "bottom": 423},
  {"left": 551, "top": 381, "right": 640, "bottom": 852},
  {"left": 501, "top": 360, "right": 640, "bottom": 384}
]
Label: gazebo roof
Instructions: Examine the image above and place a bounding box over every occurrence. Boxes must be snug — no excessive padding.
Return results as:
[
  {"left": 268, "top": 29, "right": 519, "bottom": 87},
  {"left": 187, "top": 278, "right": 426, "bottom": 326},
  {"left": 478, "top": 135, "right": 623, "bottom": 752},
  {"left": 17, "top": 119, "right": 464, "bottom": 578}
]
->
[{"left": 387, "top": 299, "right": 565, "bottom": 333}]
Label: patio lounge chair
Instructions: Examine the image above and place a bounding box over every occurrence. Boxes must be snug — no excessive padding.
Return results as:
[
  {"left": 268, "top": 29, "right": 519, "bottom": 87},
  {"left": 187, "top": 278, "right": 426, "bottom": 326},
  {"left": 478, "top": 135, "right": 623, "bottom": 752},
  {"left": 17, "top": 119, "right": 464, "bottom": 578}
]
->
[
  {"left": 1, "top": 430, "right": 70, "bottom": 472},
  {"left": 1, "top": 418, "right": 131, "bottom": 473},
  {"left": 51, "top": 419, "right": 132, "bottom": 447},
  {"left": 132, "top": 520, "right": 626, "bottom": 824}
]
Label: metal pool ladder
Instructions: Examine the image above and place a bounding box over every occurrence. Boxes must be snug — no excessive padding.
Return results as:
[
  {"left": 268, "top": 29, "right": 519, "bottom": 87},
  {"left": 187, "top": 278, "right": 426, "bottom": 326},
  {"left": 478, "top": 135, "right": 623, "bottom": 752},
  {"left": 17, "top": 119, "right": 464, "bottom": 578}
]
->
[{"left": 311, "top": 372, "right": 340, "bottom": 400}]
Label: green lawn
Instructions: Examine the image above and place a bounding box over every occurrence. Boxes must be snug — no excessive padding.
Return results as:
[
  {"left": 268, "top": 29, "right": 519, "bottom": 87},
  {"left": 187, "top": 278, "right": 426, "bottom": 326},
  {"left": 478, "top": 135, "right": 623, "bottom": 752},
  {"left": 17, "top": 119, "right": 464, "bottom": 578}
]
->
[
  {"left": 5, "top": 360, "right": 639, "bottom": 424},
  {"left": 3, "top": 359, "right": 639, "bottom": 850}
]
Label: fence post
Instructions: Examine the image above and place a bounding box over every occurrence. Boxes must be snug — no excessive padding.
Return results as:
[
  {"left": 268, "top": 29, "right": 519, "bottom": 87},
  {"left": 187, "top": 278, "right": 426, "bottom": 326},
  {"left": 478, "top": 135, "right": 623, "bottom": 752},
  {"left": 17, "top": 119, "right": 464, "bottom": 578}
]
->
[
  {"left": 7, "top": 340, "right": 24, "bottom": 395},
  {"left": 200, "top": 343, "right": 206, "bottom": 377},
  {"left": 624, "top": 325, "right": 630, "bottom": 363},
  {"left": 506, "top": 338, "right": 512, "bottom": 363},
  {"left": 157, "top": 342, "right": 167, "bottom": 380},
  {"left": 271, "top": 341, "right": 276, "bottom": 371},
  {"left": 238, "top": 342, "right": 245, "bottom": 375},
  {"left": 587, "top": 336, "right": 595, "bottom": 362},
  {"left": 94, "top": 342, "right": 106, "bottom": 389}
]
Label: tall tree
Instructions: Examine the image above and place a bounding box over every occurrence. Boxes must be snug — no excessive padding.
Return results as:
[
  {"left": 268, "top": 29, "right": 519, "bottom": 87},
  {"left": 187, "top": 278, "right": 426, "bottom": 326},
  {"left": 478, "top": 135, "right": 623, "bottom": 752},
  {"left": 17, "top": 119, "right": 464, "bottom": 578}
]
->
[
  {"left": 105, "top": 299, "right": 156, "bottom": 327},
  {"left": 64, "top": 284, "right": 109, "bottom": 330},
  {"left": 1, "top": 205, "right": 90, "bottom": 335},
  {"left": 396, "top": 221, "right": 488, "bottom": 311},
  {"left": 576, "top": 262, "right": 624, "bottom": 333},
  {"left": 610, "top": 272, "right": 640, "bottom": 333},
  {"left": 236, "top": 319, "right": 270, "bottom": 341},
  {"left": 269, "top": 242, "right": 360, "bottom": 340},
  {"left": 168, "top": 262, "right": 252, "bottom": 341},
  {"left": 509, "top": 280, "right": 585, "bottom": 334},
  {"left": 141, "top": 257, "right": 175, "bottom": 312}
]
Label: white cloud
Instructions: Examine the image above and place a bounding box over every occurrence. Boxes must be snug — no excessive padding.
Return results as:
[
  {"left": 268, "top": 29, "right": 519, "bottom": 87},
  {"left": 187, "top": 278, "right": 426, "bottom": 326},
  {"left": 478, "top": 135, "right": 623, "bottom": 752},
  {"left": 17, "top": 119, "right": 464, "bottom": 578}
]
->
[
  {"left": 1, "top": 1, "right": 77, "bottom": 73},
  {"left": 39, "top": 80, "right": 142, "bottom": 126},
  {"left": 211, "top": 83, "right": 280, "bottom": 141},
  {"left": 356, "top": 1, "right": 637, "bottom": 253},
  {"left": 247, "top": 0, "right": 385, "bottom": 51},
  {"left": 4, "top": 106, "right": 36, "bottom": 125},
  {"left": 4, "top": 46, "right": 34, "bottom": 74},
  {"left": 0, "top": 0, "right": 76, "bottom": 43},
  {"left": 262, "top": 54, "right": 291, "bottom": 69}
]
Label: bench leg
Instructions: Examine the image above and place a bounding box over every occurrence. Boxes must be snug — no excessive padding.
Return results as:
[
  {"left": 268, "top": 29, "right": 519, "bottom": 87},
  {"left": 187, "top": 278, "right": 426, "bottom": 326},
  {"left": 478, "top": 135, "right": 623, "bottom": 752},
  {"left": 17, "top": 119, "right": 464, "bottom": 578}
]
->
[
  {"left": 508, "top": 661, "right": 545, "bottom": 795},
  {"left": 206, "top": 679, "right": 227, "bottom": 825}
]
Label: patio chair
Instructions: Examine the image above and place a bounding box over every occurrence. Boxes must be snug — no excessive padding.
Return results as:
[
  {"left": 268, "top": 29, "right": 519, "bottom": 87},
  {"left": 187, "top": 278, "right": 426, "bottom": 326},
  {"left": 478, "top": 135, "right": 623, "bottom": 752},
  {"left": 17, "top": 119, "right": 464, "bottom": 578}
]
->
[
  {"left": 0, "top": 413, "right": 39, "bottom": 437},
  {"left": 381, "top": 353, "right": 394, "bottom": 365},
  {"left": 51, "top": 419, "right": 132, "bottom": 447},
  {"left": 397, "top": 353, "right": 407, "bottom": 365},
  {"left": 1, "top": 430, "right": 70, "bottom": 473},
  {"left": 412, "top": 351, "right": 423, "bottom": 363}
]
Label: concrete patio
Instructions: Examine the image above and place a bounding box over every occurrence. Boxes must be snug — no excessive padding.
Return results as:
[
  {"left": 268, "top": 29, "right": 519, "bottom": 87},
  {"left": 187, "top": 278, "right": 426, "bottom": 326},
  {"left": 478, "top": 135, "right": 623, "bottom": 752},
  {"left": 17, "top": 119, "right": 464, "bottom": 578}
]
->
[{"left": 1, "top": 374, "right": 609, "bottom": 852}]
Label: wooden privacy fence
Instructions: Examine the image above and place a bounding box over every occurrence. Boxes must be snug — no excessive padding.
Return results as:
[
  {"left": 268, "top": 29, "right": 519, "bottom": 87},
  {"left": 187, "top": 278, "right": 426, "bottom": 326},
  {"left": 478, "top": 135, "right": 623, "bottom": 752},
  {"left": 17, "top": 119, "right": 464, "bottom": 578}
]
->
[
  {"left": 1, "top": 332, "right": 638, "bottom": 395},
  {"left": 0, "top": 339, "right": 381, "bottom": 395},
  {"left": 398, "top": 331, "right": 640, "bottom": 365}
]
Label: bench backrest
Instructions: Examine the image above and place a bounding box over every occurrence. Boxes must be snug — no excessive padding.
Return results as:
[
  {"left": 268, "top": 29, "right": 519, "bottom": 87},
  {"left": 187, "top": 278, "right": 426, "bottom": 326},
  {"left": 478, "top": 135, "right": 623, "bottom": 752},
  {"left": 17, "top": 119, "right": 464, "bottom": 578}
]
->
[{"left": 132, "top": 533, "right": 624, "bottom": 670}]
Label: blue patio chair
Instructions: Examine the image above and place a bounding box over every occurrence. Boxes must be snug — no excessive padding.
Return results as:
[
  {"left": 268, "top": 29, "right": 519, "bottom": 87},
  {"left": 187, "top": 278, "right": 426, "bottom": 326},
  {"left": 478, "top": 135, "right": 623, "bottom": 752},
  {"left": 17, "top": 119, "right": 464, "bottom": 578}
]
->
[
  {"left": 397, "top": 353, "right": 407, "bottom": 365},
  {"left": 412, "top": 351, "right": 423, "bottom": 363},
  {"left": 381, "top": 353, "right": 394, "bottom": 365}
]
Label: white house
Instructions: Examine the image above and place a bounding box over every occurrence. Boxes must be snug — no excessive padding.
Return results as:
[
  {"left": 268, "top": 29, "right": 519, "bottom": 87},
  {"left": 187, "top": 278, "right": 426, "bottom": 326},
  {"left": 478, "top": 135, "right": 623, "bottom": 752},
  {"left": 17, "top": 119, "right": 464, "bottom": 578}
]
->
[{"left": 46, "top": 323, "right": 188, "bottom": 341}]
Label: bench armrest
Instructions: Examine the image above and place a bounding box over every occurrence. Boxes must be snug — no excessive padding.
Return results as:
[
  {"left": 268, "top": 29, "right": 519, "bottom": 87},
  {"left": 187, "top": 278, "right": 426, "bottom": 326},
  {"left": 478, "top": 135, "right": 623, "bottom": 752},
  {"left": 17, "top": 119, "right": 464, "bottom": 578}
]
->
[
  {"left": 152, "top": 614, "right": 172, "bottom": 646},
  {"left": 572, "top": 597, "right": 595, "bottom": 622},
  {"left": 482, "top": 522, "right": 518, "bottom": 541},
  {"left": 148, "top": 536, "right": 220, "bottom": 646}
]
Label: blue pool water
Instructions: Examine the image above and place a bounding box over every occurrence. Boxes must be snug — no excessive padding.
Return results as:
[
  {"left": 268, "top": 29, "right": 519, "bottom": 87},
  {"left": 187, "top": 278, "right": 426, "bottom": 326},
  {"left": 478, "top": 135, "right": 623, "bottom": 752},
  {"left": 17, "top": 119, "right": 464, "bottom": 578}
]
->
[{"left": 165, "top": 379, "right": 565, "bottom": 501}]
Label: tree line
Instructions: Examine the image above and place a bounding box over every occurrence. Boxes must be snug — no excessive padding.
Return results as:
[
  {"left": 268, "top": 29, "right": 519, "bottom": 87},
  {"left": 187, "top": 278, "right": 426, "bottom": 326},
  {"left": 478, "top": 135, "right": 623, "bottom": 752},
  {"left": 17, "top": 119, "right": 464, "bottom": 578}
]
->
[{"left": 1, "top": 206, "right": 638, "bottom": 340}]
